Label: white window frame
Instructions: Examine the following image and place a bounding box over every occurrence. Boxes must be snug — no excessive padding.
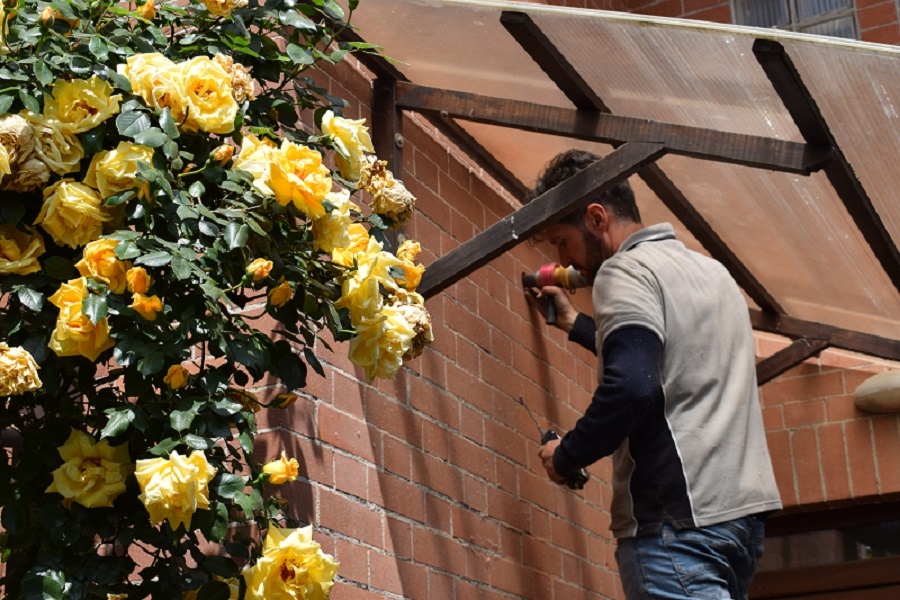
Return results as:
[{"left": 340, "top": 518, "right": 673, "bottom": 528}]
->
[{"left": 732, "top": 0, "right": 858, "bottom": 38}]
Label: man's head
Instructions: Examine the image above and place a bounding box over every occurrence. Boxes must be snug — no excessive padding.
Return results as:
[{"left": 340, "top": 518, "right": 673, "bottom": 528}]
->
[{"left": 530, "top": 149, "right": 643, "bottom": 278}]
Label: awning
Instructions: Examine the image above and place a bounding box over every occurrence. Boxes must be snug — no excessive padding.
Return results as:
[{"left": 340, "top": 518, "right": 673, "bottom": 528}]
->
[{"left": 345, "top": 0, "right": 900, "bottom": 376}]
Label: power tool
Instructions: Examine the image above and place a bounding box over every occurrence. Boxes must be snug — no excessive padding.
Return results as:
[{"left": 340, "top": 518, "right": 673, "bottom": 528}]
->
[
  {"left": 516, "top": 396, "right": 589, "bottom": 490},
  {"left": 521, "top": 263, "right": 590, "bottom": 325}
]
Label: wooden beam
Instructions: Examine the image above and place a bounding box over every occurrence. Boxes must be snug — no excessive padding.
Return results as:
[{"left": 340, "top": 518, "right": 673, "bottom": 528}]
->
[
  {"left": 395, "top": 82, "right": 833, "bottom": 175},
  {"left": 419, "top": 142, "right": 666, "bottom": 298},
  {"left": 751, "top": 556, "right": 900, "bottom": 599},
  {"left": 756, "top": 337, "right": 830, "bottom": 384},
  {"left": 500, "top": 11, "right": 610, "bottom": 112},
  {"left": 749, "top": 309, "right": 900, "bottom": 362},
  {"left": 753, "top": 39, "right": 900, "bottom": 294},
  {"left": 372, "top": 78, "right": 403, "bottom": 180}
]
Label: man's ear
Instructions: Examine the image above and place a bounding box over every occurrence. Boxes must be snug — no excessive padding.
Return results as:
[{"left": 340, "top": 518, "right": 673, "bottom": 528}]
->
[{"left": 583, "top": 203, "right": 608, "bottom": 237}]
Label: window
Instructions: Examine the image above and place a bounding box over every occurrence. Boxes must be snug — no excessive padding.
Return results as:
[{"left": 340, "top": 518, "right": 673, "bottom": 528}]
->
[{"left": 734, "top": 0, "right": 858, "bottom": 39}]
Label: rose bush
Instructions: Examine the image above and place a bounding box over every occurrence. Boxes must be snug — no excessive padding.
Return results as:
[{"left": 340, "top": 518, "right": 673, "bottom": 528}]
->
[{"left": 0, "top": 0, "right": 432, "bottom": 597}]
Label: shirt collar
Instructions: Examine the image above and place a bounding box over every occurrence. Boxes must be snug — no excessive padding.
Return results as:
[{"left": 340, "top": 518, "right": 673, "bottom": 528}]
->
[{"left": 619, "top": 222, "right": 676, "bottom": 253}]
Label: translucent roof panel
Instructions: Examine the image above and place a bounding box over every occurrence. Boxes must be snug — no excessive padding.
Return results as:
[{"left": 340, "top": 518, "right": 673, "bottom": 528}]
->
[{"left": 348, "top": 0, "right": 900, "bottom": 341}]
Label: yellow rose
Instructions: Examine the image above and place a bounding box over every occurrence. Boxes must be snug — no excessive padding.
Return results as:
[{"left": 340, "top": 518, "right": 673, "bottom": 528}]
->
[
  {"left": 177, "top": 56, "right": 238, "bottom": 134},
  {"left": 129, "top": 293, "right": 163, "bottom": 321},
  {"left": 243, "top": 524, "right": 338, "bottom": 600},
  {"left": 0, "top": 342, "right": 42, "bottom": 395},
  {"left": 336, "top": 236, "right": 403, "bottom": 324},
  {"left": 137, "top": 0, "right": 155, "bottom": 19},
  {"left": 268, "top": 141, "right": 332, "bottom": 218},
  {"left": 35, "top": 180, "right": 111, "bottom": 249},
  {"left": 395, "top": 239, "right": 425, "bottom": 292},
  {"left": 84, "top": 142, "right": 154, "bottom": 200},
  {"left": 246, "top": 258, "right": 273, "bottom": 282},
  {"left": 321, "top": 110, "right": 374, "bottom": 183},
  {"left": 163, "top": 364, "right": 189, "bottom": 389},
  {"left": 312, "top": 189, "right": 357, "bottom": 253},
  {"left": 203, "top": 0, "right": 247, "bottom": 17},
  {"left": 331, "top": 223, "right": 370, "bottom": 268},
  {"left": 135, "top": 450, "right": 217, "bottom": 530},
  {"left": 348, "top": 304, "right": 416, "bottom": 381},
  {"left": 45, "top": 429, "right": 132, "bottom": 509},
  {"left": 75, "top": 238, "right": 132, "bottom": 294},
  {"left": 44, "top": 76, "right": 122, "bottom": 134},
  {"left": 47, "top": 277, "right": 115, "bottom": 361},
  {"left": 211, "top": 143, "right": 234, "bottom": 166},
  {"left": 118, "top": 53, "right": 185, "bottom": 121},
  {"left": 21, "top": 110, "right": 84, "bottom": 175},
  {"left": 0, "top": 225, "right": 45, "bottom": 275},
  {"left": 232, "top": 134, "right": 279, "bottom": 196},
  {"left": 126, "top": 266, "right": 152, "bottom": 294},
  {"left": 262, "top": 451, "right": 299, "bottom": 485},
  {"left": 267, "top": 281, "right": 293, "bottom": 308}
]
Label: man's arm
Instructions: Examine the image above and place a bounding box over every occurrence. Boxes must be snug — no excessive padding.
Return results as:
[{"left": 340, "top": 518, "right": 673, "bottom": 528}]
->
[{"left": 550, "top": 326, "right": 663, "bottom": 478}]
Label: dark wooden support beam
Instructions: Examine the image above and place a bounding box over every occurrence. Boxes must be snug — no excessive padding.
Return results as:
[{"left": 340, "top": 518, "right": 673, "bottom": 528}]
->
[
  {"left": 756, "top": 337, "right": 830, "bottom": 384},
  {"left": 753, "top": 39, "right": 900, "bottom": 293},
  {"left": 500, "top": 11, "right": 610, "bottom": 112},
  {"left": 394, "top": 82, "right": 832, "bottom": 175},
  {"left": 499, "top": 10, "right": 782, "bottom": 313},
  {"left": 372, "top": 78, "right": 403, "bottom": 180},
  {"left": 750, "top": 309, "right": 900, "bottom": 362},
  {"left": 419, "top": 142, "right": 666, "bottom": 298}
]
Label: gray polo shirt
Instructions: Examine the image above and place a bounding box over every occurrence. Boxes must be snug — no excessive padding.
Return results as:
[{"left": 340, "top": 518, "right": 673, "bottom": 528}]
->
[{"left": 593, "top": 223, "right": 782, "bottom": 538}]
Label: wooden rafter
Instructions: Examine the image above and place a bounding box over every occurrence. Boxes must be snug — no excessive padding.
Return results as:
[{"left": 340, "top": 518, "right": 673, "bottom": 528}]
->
[
  {"left": 500, "top": 9, "right": 783, "bottom": 314},
  {"left": 418, "top": 142, "right": 666, "bottom": 297},
  {"left": 394, "top": 82, "right": 833, "bottom": 174},
  {"left": 756, "top": 338, "right": 831, "bottom": 384},
  {"left": 754, "top": 39, "right": 900, "bottom": 294}
]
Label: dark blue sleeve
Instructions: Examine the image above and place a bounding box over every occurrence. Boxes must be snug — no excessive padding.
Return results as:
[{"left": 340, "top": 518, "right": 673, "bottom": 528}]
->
[
  {"left": 553, "top": 326, "right": 663, "bottom": 477},
  {"left": 567, "top": 312, "right": 597, "bottom": 355}
]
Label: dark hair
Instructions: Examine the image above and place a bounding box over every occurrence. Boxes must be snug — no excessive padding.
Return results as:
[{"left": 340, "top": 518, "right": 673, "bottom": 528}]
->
[{"left": 529, "top": 149, "right": 641, "bottom": 226}]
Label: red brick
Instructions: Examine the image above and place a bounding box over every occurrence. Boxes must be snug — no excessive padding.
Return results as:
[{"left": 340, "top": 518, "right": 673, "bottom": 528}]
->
[
  {"left": 858, "top": 2, "right": 898, "bottom": 30},
  {"left": 762, "top": 370, "right": 845, "bottom": 404},
  {"left": 522, "top": 534, "right": 562, "bottom": 577},
  {"left": 826, "top": 394, "right": 864, "bottom": 422},
  {"left": 424, "top": 491, "right": 452, "bottom": 532},
  {"left": 872, "top": 416, "right": 900, "bottom": 494},
  {"left": 783, "top": 399, "right": 826, "bottom": 429},
  {"left": 791, "top": 427, "right": 824, "bottom": 504},
  {"left": 319, "top": 488, "right": 383, "bottom": 548},
  {"left": 334, "top": 451, "right": 370, "bottom": 501},
  {"left": 381, "top": 434, "right": 411, "bottom": 479},
  {"left": 845, "top": 419, "right": 879, "bottom": 497},
  {"left": 487, "top": 487, "right": 531, "bottom": 532},
  {"left": 329, "top": 582, "right": 384, "bottom": 600},
  {"left": 817, "top": 422, "right": 851, "bottom": 502},
  {"left": 408, "top": 376, "right": 460, "bottom": 430},
  {"left": 369, "top": 550, "right": 404, "bottom": 595},
  {"left": 317, "top": 403, "right": 379, "bottom": 463},
  {"left": 412, "top": 525, "right": 466, "bottom": 571},
  {"left": 384, "top": 514, "right": 413, "bottom": 558},
  {"left": 452, "top": 504, "right": 500, "bottom": 551},
  {"left": 862, "top": 23, "right": 900, "bottom": 43},
  {"left": 378, "top": 472, "right": 425, "bottom": 523},
  {"left": 335, "top": 538, "right": 369, "bottom": 586},
  {"left": 449, "top": 436, "right": 494, "bottom": 482},
  {"left": 419, "top": 419, "right": 450, "bottom": 460},
  {"left": 428, "top": 569, "right": 456, "bottom": 598}
]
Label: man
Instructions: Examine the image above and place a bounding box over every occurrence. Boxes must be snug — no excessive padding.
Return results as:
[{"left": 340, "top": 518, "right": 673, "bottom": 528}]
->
[{"left": 529, "top": 150, "right": 782, "bottom": 600}]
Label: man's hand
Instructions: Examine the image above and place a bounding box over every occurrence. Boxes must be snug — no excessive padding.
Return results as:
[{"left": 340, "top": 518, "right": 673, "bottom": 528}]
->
[
  {"left": 538, "top": 438, "right": 566, "bottom": 485},
  {"left": 525, "top": 285, "right": 579, "bottom": 333}
]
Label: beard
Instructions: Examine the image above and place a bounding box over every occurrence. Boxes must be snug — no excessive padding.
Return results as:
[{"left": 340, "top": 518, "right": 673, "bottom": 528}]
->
[{"left": 578, "top": 228, "right": 607, "bottom": 280}]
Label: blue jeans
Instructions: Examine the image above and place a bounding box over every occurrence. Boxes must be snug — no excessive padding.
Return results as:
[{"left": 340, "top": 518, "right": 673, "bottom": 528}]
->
[{"left": 615, "top": 515, "right": 766, "bottom": 600}]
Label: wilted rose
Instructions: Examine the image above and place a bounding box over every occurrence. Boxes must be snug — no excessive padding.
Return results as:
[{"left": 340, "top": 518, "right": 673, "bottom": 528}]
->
[
  {"left": 45, "top": 429, "right": 132, "bottom": 509},
  {"left": 135, "top": 450, "right": 217, "bottom": 530},
  {"left": 262, "top": 451, "right": 299, "bottom": 485},
  {"left": 0, "top": 143, "right": 9, "bottom": 178},
  {"left": 2, "top": 157, "right": 50, "bottom": 193},
  {"left": 213, "top": 53, "right": 255, "bottom": 103},
  {"left": 44, "top": 76, "right": 121, "bottom": 134},
  {"left": 321, "top": 110, "right": 374, "bottom": 183},
  {"left": 75, "top": 238, "right": 132, "bottom": 294},
  {"left": 84, "top": 141, "right": 154, "bottom": 199},
  {"left": 0, "top": 343, "right": 42, "bottom": 396},
  {"left": 243, "top": 524, "right": 338, "bottom": 600},
  {"left": 397, "top": 300, "right": 434, "bottom": 360},
  {"left": 35, "top": 180, "right": 111, "bottom": 249},
  {"left": 47, "top": 277, "right": 115, "bottom": 361},
  {"left": 0, "top": 225, "right": 45, "bottom": 276},
  {"left": 0, "top": 113, "right": 34, "bottom": 166},
  {"left": 21, "top": 110, "right": 84, "bottom": 175}
]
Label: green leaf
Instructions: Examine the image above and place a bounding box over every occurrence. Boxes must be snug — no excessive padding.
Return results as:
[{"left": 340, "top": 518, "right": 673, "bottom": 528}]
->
[
  {"left": 17, "top": 288, "right": 43, "bottom": 312},
  {"left": 0, "top": 95, "right": 14, "bottom": 115},
  {"left": 134, "top": 127, "right": 169, "bottom": 147},
  {"left": 34, "top": 62, "right": 54, "bottom": 86},
  {"left": 170, "top": 255, "right": 191, "bottom": 280},
  {"left": 286, "top": 43, "right": 314, "bottom": 65},
  {"left": 80, "top": 126, "right": 107, "bottom": 154},
  {"left": 184, "top": 434, "right": 210, "bottom": 449},
  {"left": 201, "top": 556, "right": 238, "bottom": 579},
  {"left": 89, "top": 37, "right": 109, "bottom": 62},
  {"left": 136, "top": 250, "right": 172, "bottom": 267},
  {"left": 117, "top": 111, "right": 153, "bottom": 137},
  {"left": 19, "top": 90, "right": 40, "bottom": 114},
  {"left": 279, "top": 10, "right": 317, "bottom": 31},
  {"left": 114, "top": 240, "right": 142, "bottom": 260},
  {"left": 23, "top": 568, "right": 65, "bottom": 600},
  {"left": 43, "top": 256, "right": 77, "bottom": 281},
  {"left": 81, "top": 294, "right": 108, "bottom": 325},
  {"left": 170, "top": 406, "right": 197, "bottom": 432},
  {"left": 149, "top": 438, "right": 179, "bottom": 456},
  {"left": 101, "top": 408, "right": 135, "bottom": 439},
  {"left": 188, "top": 181, "right": 206, "bottom": 198},
  {"left": 138, "top": 350, "right": 165, "bottom": 376},
  {"left": 159, "top": 108, "right": 180, "bottom": 138},
  {"left": 224, "top": 223, "right": 250, "bottom": 250},
  {"left": 211, "top": 473, "right": 246, "bottom": 499}
]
